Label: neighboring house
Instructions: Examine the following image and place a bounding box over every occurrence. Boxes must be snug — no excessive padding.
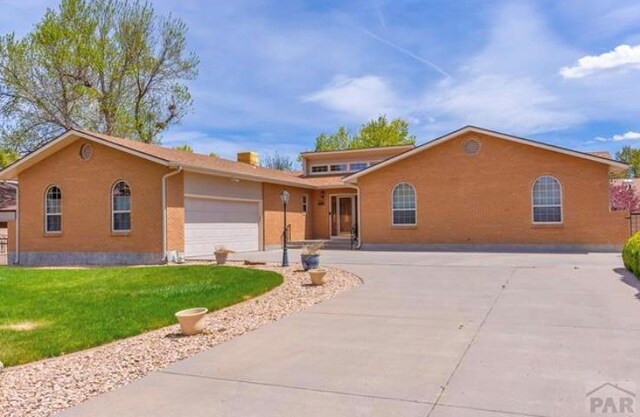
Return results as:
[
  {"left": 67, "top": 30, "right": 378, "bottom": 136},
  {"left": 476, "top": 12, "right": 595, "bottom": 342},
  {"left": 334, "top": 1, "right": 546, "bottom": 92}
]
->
[
  {"left": 0, "top": 181, "right": 16, "bottom": 233},
  {"left": 0, "top": 126, "right": 629, "bottom": 265}
]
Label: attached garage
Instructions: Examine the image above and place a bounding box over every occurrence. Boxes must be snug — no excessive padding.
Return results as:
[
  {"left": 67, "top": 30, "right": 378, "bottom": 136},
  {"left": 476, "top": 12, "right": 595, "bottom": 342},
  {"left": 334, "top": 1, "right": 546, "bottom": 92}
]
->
[{"left": 184, "top": 196, "right": 261, "bottom": 258}]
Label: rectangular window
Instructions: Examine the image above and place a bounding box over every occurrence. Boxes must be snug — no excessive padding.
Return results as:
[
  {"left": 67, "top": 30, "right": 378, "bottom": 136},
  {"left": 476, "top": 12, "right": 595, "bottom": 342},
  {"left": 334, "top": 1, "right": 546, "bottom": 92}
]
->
[
  {"left": 330, "top": 164, "right": 348, "bottom": 172},
  {"left": 311, "top": 165, "right": 328, "bottom": 173},
  {"left": 392, "top": 210, "right": 416, "bottom": 225},
  {"left": 533, "top": 207, "right": 561, "bottom": 223},
  {"left": 302, "top": 195, "right": 308, "bottom": 213},
  {"left": 46, "top": 214, "right": 62, "bottom": 233},
  {"left": 349, "top": 162, "right": 368, "bottom": 171},
  {"left": 113, "top": 212, "right": 131, "bottom": 231}
]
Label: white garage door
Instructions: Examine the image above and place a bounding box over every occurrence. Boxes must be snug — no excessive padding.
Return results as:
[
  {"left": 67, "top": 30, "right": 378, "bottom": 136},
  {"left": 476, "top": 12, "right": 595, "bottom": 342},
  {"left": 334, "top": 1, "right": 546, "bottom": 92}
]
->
[{"left": 184, "top": 197, "right": 260, "bottom": 257}]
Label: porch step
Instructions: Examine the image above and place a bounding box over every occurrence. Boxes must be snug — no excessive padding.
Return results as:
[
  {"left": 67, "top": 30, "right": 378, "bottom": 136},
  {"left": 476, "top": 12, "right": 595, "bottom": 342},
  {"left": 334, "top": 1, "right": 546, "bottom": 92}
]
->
[{"left": 288, "top": 239, "right": 357, "bottom": 250}]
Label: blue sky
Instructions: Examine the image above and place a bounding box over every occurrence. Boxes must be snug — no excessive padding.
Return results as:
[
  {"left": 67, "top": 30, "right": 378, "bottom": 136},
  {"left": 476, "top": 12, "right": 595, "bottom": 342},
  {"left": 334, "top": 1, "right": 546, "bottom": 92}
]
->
[{"left": 2, "top": 1, "right": 640, "bottom": 162}]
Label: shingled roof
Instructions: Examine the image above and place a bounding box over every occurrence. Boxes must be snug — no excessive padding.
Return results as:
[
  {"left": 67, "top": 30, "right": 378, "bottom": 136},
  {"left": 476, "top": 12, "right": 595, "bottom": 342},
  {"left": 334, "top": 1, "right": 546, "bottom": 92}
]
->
[{"left": 0, "top": 129, "right": 349, "bottom": 189}]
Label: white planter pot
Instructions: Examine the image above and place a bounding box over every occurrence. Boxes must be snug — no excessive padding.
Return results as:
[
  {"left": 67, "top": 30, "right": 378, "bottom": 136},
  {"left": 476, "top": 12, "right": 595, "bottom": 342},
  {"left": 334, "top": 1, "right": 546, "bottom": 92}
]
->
[
  {"left": 309, "top": 268, "right": 327, "bottom": 286},
  {"left": 175, "top": 307, "right": 208, "bottom": 336}
]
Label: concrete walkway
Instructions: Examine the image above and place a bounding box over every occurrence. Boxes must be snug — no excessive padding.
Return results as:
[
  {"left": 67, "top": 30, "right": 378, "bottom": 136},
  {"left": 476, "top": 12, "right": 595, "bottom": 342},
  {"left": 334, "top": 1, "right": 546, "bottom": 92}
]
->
[{"left": 61, "top": 250, "right": 640, "bottom": 417}]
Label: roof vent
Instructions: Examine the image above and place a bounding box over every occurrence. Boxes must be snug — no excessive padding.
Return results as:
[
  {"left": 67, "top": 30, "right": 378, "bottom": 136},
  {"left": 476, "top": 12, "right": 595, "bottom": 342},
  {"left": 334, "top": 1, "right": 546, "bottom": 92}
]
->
[
  {"left": 80, "top": 143, "right": 93, "bottom": 160},
  {"left": 237, "top": 151, "right": 259, "bottom": 166},
  {"left": 463, "top": 139, "right": 480, "bottom": 155}
]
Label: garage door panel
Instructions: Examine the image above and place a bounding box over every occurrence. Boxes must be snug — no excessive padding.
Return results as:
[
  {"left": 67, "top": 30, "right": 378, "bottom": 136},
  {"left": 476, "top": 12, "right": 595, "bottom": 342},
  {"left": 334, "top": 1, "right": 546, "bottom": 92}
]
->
[{"left": 184, "top": 198, "right": 260, "bottom": 257}]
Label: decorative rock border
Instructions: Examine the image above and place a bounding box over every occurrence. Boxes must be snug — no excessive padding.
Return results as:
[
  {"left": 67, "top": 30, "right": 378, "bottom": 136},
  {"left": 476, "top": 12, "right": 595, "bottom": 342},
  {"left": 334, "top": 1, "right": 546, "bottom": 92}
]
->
[{"left": 0, "top": 263, "right": 362, "bottom": 417}]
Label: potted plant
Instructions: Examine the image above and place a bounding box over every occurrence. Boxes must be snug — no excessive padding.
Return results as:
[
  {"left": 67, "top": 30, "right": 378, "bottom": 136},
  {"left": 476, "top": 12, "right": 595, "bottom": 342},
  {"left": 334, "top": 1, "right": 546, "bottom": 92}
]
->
[
  {"left": 214, "top": 245, "right": 234, "bottom": 265},
  {"left": 175, "top": 307, "right": 208, "bottom": 336},
  {"left": 309, "top": 268, "right": 327, "bottom": 285},
  {"left": 301, "top": 242, "right": 322, "bottom": 271}
]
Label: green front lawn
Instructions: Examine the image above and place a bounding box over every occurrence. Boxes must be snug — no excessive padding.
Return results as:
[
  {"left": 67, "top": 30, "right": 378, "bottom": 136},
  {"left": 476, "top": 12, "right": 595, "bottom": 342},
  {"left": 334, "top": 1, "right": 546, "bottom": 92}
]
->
[{"left": 0, "top": 265, "right": 282, "bottom": 366}]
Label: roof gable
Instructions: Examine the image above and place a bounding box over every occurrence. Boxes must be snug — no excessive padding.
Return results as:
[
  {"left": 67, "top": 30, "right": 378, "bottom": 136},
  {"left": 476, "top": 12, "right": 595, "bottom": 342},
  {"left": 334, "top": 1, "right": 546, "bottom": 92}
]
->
[
  {"left": 0, "top": 130, "right": 170, "bottom": 181},
  {"left": 344, "top": 126, "right": 629, "bottom": 182},
  {"left": 0, "top": 129, "right": 344, "bottom": 189}
]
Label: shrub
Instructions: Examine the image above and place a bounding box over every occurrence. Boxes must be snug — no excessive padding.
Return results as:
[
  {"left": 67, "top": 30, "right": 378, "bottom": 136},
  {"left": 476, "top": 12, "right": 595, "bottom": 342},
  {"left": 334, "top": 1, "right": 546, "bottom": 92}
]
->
[{"left": 622, "top": 232, "right": 640, "bottom": 276}]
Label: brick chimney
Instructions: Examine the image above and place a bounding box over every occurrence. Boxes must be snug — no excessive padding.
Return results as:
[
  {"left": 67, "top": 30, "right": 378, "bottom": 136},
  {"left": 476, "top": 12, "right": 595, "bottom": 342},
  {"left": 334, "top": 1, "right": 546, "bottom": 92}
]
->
[{"left": 237, "top": 151, "right": 260, "bottom": 166}]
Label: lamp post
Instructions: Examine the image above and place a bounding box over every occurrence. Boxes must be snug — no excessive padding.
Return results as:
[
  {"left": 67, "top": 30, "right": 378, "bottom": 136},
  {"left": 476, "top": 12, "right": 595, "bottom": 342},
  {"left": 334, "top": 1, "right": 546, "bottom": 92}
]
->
[{"left": 280, "top": 189, "right": 290, "bottom": 267}]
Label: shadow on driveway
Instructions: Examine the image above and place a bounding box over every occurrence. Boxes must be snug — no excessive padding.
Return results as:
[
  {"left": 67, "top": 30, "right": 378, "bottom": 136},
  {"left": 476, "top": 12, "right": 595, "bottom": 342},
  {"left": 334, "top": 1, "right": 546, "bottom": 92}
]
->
[{"left": 613, "top": 267, "right": 640, "bottom": 300}]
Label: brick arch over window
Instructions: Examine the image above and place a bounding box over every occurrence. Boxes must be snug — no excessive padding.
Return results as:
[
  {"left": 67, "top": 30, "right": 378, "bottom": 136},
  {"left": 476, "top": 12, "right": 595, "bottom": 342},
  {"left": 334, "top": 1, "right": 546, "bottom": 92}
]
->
[
  {"left": 391, "top": 182, "right": 416, "bottom": 226},
  {"left": 532, "top": 175, "right": 562, "bottom": 224},
  {"left": 112, "top": 181, "right": 132, "bottom": 232}
]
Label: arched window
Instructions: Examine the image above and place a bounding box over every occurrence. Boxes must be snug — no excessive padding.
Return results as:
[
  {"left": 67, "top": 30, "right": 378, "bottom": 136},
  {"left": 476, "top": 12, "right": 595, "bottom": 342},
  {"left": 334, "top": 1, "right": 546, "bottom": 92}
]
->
[
  {"left": 532, "top": 176, "right": 562, "bottom": 223},
  {"left": 45, "top": 185, "right": 62, "bottom": 233},
  {"left": 392, "top": 183, "right": 416, "bottom": 225},
  {"left": 112, "top": 181, "right": 131, "bottom": 232}
]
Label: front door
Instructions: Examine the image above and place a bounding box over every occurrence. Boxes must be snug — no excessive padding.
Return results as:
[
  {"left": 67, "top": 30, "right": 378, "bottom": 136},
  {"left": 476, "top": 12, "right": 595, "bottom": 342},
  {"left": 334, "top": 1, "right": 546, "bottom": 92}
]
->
[
  {"left": 331, "top": 195, "right": 356, "bottom": 237},
  {"left": 338, "top": 197, "right": 352, "bottom": 235}
]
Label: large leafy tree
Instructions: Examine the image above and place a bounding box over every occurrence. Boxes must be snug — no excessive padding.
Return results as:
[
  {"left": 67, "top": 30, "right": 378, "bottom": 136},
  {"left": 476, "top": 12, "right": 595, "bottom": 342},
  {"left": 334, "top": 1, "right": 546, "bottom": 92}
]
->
[
  {"left": 262, "top": 151, "right": 294, "bottom": 171},
  {"left": 0, "top": 0, "right": 199, "bottom": 153},
  {"left": 314, "top": 116, "right": 416, "bottom": 151},
  {"left": 173, "top": 144, "right": 193, "bottom": 153},
  {"left": 0, "top": 148, "right": 18, "bottom": 168},
  {"left": 615, "top": 146, "right": 640, "bottom": 178},
  {"left": 610, "top": 182, "right": 640, "bottom": 212}
]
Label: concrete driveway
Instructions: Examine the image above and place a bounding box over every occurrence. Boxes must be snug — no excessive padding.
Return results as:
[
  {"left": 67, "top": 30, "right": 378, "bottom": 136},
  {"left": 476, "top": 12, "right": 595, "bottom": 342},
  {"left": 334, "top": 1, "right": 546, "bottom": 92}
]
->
[{"left": 61, "top": 250, "right": 640, "bottom": 417}]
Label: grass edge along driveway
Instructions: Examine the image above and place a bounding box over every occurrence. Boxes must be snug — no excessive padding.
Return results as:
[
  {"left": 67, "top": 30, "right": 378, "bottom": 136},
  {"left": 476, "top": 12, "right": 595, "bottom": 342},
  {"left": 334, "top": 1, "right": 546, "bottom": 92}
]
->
[{"left": 0, "top": 265, "right": 283, "bottom": 366}]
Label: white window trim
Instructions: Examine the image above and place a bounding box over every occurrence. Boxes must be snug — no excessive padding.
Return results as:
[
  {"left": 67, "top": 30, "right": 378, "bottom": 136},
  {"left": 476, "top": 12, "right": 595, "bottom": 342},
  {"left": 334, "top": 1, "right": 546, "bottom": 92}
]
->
[
  {"left": 112, "top": 180, "right": 132, "bottom": 233},
  {"left": 310, "top": 164, "right": 329, "bottom": 174},
  {"left": 349, "top": 162, "right": 369, "bottom": 171},
  {"left": 310, "top": 161, "right": 379, "bottom": 175},
  {"left": 391, "top": 182, "right": 417, "bottom": 227},
  {"left": 330, "top": 163, "right": 349, "bottom": 172},
  {"left": 531, "top": 175, "right": 563, "bottom": 225},
  {"left": 44, "top": 185, "right": 62, "bottom": 234}
]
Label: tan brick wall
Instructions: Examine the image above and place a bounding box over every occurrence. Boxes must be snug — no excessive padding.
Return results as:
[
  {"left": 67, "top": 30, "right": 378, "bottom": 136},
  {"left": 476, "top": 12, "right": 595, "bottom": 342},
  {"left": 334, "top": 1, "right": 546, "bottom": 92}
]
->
[
  {"left": 12, "top": 138, "right": 172, "bottom": 256},
  {"left": 262, "top": 183, "right": 311, "bottom": 246},
  {"left": 166, "top": 171, "right": 185, "bottom": 253},
  {"left": 7, "top": 219, "right": 15, "bottom": 253},
  {"left": 357, "top": 131, "right": 628, "bottom": 246}
]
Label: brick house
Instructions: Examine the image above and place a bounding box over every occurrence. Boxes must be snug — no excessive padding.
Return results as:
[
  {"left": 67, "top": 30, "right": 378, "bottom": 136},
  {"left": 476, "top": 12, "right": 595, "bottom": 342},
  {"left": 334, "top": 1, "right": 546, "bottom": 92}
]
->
[{"left": 0, "top": 126, "right": 629, "bottom": 265}]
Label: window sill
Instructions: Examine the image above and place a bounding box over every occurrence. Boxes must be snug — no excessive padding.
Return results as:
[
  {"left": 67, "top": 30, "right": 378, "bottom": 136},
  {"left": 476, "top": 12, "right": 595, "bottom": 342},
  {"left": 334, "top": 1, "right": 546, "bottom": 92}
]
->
[
  {"left": 391, "top": 224, "right": 418, "bottom": 229},
  {"left": 43, "top": 232, "right": 62, "bottom": 237},
  {"left": 111, "top": 231, "right": 131, "bottom": 237},
  {"left": 531, "top": 223, "right": 564, "bottom": 229}
]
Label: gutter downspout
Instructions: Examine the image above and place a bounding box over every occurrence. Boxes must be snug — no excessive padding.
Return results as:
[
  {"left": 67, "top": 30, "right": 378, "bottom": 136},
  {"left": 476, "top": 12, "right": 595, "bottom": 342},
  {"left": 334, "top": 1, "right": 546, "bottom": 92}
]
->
[
  {"left": 162, "top": 166, "right": 183, "bottom": 261},
  {"left": 2, "top": 181, "right": 18, "bottom": 264}
]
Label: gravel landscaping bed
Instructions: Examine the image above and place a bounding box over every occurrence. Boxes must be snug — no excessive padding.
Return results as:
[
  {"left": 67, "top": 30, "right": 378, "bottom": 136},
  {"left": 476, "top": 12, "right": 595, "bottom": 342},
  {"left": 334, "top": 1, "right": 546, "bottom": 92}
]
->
[{"left": 0, "top": 263, "right": 362, "bottom": 417}]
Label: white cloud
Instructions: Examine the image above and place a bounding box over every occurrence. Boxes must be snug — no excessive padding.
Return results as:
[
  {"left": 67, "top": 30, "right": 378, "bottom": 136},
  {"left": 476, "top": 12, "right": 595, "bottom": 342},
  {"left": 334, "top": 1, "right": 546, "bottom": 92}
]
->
[
  {"left": 595, "top": 131, "right": 640, "bottom": 142},
  {"left": 560, "top": 44, "right": 640, "bottom": 79},
  {"left": 424, "top": 75, "right": 583, "bottom": 135},
  {"left": 302, "top": 75, "right": 401, "bottom": 121},
  {"left": 419, "top": 3, "right": 584, "bottom": 136}
]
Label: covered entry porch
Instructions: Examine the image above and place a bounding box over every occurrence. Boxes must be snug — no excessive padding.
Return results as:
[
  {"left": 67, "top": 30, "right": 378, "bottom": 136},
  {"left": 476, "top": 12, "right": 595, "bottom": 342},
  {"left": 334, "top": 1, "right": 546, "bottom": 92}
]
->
[{"left": 329, "top": 193, "right": 358, "bottom": 239}]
